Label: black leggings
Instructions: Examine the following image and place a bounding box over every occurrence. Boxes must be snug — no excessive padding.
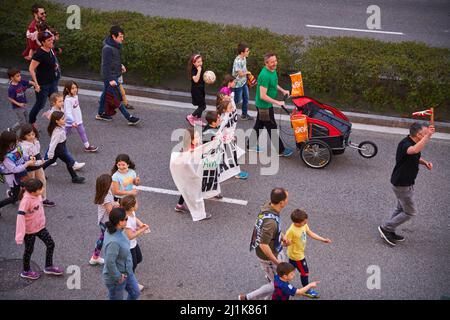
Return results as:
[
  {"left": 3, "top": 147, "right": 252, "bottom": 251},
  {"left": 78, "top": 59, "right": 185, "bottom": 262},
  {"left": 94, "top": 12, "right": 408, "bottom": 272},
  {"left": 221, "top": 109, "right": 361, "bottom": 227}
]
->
[
  {"left": 191, "top": 103, "right": 206, "bottom": 118},
  {"left": 42, "top": 142, "right": 77, "bottom": 179},
  {"left": 177, "top": 196, "right": 184, "bottom": 205},
  {"left": 130, "top": 244, "right": 143, "bottom": 272},
  {"left": 23, "top": 228, "right": 55, "bottom": 271},
  {"left": 0, "top": 182, "right": 20, "bottom": 209}
]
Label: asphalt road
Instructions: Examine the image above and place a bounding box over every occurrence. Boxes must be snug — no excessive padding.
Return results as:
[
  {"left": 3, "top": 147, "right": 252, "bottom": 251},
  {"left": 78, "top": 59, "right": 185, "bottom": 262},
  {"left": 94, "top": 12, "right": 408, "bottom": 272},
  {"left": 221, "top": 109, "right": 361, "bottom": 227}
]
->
[
  {"left": 50, "top": 0, "right": 450, "bottom": 48},
  {"left": 0, "top": 86, "right": 449, "bottom": 300}
]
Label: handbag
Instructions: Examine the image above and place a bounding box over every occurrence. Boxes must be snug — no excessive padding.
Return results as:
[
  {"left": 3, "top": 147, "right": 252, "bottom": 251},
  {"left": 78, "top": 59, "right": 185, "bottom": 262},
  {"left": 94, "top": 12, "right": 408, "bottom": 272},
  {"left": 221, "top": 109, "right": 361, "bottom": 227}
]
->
[{"left": 246, "top": 72, "right": 257, "bottom": 87}]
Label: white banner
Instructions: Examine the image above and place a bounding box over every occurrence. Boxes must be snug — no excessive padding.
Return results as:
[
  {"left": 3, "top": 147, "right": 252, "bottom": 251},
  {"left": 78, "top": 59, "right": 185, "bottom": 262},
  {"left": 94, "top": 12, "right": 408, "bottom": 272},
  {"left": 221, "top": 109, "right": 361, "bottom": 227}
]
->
[
  {"left": 218, "top": 93, "right": 245, "bottom": 182},
  {"left": 170, "top": 92, "right": 246, "bottom": 221},
  {"left": 170, "top": 138, "right": 221, "bottom": 221}
]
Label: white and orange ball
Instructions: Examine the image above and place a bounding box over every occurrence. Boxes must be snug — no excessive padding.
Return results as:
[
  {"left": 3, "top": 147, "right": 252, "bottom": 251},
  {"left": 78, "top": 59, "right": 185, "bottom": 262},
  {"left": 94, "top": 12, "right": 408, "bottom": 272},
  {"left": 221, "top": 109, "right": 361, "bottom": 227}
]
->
[{"left": 203, "top": 70, "right": 216, "bottom": 84}]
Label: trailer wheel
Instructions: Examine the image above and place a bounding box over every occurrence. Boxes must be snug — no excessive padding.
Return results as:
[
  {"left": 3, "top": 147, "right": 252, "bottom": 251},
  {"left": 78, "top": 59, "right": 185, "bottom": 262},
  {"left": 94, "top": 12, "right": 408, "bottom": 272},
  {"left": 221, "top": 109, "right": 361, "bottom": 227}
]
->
[
  {"left": 300, "top": 140, "right": 332, "bottom": 169},
  {"left": 358, "top": 141, "right": 378, "bottom": 158}
]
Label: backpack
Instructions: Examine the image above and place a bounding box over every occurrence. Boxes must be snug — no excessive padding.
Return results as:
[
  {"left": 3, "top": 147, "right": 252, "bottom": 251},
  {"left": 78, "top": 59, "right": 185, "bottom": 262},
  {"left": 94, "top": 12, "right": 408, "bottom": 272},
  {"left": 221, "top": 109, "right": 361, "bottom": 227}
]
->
[
  {"left": 249, "top": 210, "right": 281, "bottom": 253},
  {"left": 1, "top": 146, "right": 27, "bottom": 183},
  {"left": 0, "top": 161, "right": 8, "bottom": 184}
]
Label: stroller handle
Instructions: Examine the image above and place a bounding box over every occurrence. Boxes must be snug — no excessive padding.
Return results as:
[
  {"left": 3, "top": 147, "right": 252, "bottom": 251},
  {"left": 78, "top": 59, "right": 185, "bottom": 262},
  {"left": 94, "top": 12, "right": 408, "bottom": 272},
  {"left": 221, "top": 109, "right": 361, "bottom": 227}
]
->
[{"left": 280, "top": 93, "right": 291, "bottom": 115}]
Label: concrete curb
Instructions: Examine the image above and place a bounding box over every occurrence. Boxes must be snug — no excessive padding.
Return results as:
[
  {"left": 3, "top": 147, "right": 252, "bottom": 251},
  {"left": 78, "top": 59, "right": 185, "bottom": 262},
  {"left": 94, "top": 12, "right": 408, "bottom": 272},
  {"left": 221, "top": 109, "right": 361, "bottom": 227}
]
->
[
  {"left": 1, "top": 67, "right": 449, "bottom": 134},
  {"left": 1, "top": 77, "right": 450, "bottom": 140}
]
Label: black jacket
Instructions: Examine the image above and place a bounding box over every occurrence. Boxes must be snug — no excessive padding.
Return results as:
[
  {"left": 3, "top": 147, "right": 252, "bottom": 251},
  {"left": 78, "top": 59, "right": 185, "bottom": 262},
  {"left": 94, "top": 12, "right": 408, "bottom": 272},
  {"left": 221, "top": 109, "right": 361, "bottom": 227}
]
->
[{"left": 101, "top": 36, "right": 122, "bottom": 81}]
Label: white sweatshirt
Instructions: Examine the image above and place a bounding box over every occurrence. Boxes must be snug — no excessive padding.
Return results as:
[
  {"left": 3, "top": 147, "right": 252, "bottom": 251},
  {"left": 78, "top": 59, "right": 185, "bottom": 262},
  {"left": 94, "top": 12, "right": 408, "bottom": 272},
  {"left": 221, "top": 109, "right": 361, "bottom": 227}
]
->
[
  {"left": 20, "top": 140, "right": 41, "bottom": 157},
  {"left": 47, "top": 126, "right": 67, "bottom": 159},
  {"left": 64, "top": 95, "right": 83, "bottom": 126}
]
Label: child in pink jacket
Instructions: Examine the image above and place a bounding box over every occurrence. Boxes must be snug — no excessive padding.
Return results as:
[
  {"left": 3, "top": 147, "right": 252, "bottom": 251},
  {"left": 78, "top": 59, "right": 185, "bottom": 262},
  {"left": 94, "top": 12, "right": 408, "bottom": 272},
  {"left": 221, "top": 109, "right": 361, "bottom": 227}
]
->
[{"left": 16, "top": 179, "right": 63, "bottom": 280}]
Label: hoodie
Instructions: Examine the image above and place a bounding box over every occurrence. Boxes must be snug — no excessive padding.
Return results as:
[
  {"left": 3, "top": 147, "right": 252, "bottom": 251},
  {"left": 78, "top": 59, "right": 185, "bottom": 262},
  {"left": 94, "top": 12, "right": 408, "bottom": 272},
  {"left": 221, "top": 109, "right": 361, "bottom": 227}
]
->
[
  {"left": 15, "top": 191, "right": 46, "bottom": 244},
  {"left": 101, "top": 36, "right": 122, "bottom": 82}
]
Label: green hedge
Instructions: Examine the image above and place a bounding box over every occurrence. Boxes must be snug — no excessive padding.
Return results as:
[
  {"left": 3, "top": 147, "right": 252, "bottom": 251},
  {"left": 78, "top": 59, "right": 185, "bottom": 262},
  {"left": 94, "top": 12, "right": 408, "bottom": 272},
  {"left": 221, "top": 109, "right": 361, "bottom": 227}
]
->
[{"left": 1, "top": 0, "right": 449, "bottom": 118}]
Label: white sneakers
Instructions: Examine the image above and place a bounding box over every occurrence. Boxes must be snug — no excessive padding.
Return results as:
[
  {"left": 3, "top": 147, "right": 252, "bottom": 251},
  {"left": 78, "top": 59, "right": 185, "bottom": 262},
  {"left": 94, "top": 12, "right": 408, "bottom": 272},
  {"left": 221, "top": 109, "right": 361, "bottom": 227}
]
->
[
  {"left": 138, "top": 284, "right": 144, "bottom": 291},
  {"left": 89, "top": 256, "right": 105, "bottom": 265},
  {"left": 73, "top": 162, "right": 86, "bottom": 171},
  {"left": 49, "top": 161, "right": 85, "bottom": 170}
]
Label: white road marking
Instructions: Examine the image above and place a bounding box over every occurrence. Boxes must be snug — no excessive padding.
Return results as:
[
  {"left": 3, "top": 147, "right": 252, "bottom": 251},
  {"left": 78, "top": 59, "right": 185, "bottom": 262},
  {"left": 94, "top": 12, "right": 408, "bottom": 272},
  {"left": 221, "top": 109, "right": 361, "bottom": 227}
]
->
[
  {"left": 134, "top": 186, "right": 248, "bottom": 206},
  {"left": 306, "top": 24, "right": 404, "bottom": 35}
]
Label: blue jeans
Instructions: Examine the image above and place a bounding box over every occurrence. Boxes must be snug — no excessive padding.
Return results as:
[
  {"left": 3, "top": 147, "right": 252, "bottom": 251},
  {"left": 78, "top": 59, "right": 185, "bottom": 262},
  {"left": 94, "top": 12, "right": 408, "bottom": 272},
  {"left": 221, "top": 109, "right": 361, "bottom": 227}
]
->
[
  {"left": 105, "top": 273, "right": 140, "bottom": 300},
  {"left": 98, "top": 80, "right": 131, "bottom": 120},
  {"left": 29, "top": 80, "right": 58, "bottom": 124},
  {"left": 233, "top": 84, "right": 249, "bottom": 116},
  {"left": 43, "top": 146, "right": 75, "bottom": 165}
]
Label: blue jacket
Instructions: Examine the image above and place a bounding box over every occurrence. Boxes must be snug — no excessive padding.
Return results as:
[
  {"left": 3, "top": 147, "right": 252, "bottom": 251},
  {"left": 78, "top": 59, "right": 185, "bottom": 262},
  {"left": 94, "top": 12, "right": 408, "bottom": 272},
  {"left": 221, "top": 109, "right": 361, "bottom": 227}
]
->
[
  {"left": 102, "top": 229, "right": 134, "bottom": 284},
  {"left": 101, "top": 36, "right": 122, "bottom": 82}
]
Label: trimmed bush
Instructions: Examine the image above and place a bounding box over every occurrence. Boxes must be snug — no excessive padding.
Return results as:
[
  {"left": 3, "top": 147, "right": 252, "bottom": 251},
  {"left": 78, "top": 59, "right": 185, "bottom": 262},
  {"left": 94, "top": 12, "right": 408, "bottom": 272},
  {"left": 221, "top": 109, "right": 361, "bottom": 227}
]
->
[
  {"left": 298, "top": 37, "right": 450, "bottom": 115},
  {"left": 0, "top": 0, "right": 449, "bottom": 119}
]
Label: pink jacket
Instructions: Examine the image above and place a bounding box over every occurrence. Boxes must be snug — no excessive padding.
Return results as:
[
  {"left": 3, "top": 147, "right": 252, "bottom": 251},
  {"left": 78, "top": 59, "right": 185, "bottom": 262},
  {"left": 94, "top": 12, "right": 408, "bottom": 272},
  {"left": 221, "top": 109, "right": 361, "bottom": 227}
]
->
[{"left": 15, "top": 192, "right": 46, "bottom": 244}]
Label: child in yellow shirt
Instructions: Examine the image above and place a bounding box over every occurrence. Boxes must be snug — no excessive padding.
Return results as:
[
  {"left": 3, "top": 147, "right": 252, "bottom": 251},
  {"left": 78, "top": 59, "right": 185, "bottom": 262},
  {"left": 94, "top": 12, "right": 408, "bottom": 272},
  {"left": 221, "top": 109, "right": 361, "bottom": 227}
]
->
[{"left": 285, "top": 209, "right": 331, "bottom": 298}]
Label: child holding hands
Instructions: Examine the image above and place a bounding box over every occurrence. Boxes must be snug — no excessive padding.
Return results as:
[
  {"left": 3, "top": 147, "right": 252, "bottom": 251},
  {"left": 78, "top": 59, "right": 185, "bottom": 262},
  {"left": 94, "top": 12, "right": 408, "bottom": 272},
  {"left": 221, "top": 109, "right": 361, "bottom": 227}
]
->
[
  {"left": 121, "top": 195, "right": 149, "bottom": 291},
  {"left": 285, "top": 209, "right": 331, "bottom": 299}
]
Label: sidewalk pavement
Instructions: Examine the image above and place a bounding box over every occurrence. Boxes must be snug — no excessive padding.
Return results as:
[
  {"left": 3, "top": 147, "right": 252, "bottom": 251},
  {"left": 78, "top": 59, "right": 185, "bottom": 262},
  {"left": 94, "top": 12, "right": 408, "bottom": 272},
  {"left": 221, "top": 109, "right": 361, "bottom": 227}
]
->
[{"left": 1, "top": 68, "right": 449, "bottom": 139}]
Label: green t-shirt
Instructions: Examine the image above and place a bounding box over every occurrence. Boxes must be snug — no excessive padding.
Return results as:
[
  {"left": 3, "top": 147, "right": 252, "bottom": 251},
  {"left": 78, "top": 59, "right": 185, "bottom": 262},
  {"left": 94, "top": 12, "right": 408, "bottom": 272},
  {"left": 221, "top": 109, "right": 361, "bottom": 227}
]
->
[{"left": 255, "top": 67, "right": 278, "bottom": 109}]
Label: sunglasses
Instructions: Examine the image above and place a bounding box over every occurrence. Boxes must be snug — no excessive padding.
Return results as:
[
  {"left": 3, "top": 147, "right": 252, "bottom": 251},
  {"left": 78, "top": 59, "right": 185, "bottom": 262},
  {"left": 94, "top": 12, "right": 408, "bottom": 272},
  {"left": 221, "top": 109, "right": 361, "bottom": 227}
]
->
[{"left": 39, "top": 11, "right": 46, "bottom": 15}]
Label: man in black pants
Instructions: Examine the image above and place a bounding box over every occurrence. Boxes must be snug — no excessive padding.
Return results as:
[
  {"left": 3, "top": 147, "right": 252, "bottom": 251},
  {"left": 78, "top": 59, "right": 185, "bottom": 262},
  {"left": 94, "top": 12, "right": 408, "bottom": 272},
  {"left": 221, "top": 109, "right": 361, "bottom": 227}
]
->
[
  {"left": 378, "top": 122, "right": 435, "bottom": 246},
  {"left": 248, "top": 53, "right": 293, "bottom": 157}
]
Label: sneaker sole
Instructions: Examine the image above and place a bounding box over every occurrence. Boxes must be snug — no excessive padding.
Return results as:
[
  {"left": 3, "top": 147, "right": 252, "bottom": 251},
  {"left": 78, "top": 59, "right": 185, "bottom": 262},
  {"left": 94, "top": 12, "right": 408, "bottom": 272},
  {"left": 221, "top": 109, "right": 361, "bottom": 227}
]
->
[
  {"left": 279, "top": 152, "right": 294, "bottom": 157},
  {"left": 44, "top": 270, "right": 63, "bottom": 276},
  {"left": 95, "top": 116, "right": 113, "bottom": 122},
  {"left": 85, "top": 148, "right": 99, "bottom": 152},
  {"left": 20, "top": 274, "right": 40, "bottom": 280},
  {"left": 89, "top": 261, "right": 104, "bottom": 266},
  {"left": 128, "top": 120, "right": 141, "bottom": 126},
  {"left": 304, "top": 294, "right": 320, "bottom": 299},
  {"left": 174, "top": 208, "right": 187, "bottom": 213},
  {"left": 378, "top": 226, "right": 396, "bottom": 246},
  {"left": 43, "top": 204, "right": 56, "bottom": 207}
]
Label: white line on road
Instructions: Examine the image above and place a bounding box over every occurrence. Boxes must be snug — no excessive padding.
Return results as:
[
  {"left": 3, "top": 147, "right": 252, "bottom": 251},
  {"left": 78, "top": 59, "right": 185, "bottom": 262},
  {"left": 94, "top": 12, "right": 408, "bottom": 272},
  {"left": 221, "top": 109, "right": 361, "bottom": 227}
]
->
[
  {"left": 134, "top": 185, "right": 248, "bottom": 206},
  {"left": 306, "top": 24, "right": 404, "bottom": 35}
]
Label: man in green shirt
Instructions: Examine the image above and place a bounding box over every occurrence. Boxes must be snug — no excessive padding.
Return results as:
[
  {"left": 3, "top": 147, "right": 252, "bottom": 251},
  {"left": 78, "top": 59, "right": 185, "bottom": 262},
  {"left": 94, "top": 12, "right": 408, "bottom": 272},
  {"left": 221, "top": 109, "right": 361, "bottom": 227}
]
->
[{"left": 250, "top": 53, "right": 293, "bottom": 157}]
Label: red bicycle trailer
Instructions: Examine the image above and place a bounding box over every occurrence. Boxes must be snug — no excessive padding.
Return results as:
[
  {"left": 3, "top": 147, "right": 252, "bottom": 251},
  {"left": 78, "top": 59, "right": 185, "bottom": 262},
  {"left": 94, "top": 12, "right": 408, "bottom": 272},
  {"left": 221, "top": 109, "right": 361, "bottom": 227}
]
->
[{"left": 279, "top": 95, "right": 378, "bottom": 169}]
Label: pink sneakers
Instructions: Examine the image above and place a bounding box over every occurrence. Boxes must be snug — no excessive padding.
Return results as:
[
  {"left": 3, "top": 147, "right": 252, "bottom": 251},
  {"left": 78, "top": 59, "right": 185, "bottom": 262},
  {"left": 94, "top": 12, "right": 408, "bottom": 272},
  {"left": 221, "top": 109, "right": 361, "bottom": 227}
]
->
[
  {"left": 186, "top": 114, "right": 206, "bottom": 127},
  {"left": 175, "top": 204, "right": 188, "bottom": 213}
]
